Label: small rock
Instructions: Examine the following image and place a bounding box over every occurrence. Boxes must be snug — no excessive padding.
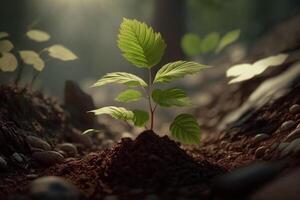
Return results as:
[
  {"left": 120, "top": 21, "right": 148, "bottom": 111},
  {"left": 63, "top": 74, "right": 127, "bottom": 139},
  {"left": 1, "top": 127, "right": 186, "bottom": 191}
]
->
[
  {"left": 12, "top": 152, "right": 23, "bottom": 162},
  {"left": 289, "top": 104, "right": 300, "bottom": 114},
  {"left": 27, "top": 136, "right": 51, "bottom": 151},
  {"left": 253, "top": 134, "right": 270, "bottom": 144},
  {"left": 0, "top": 156, "right": 8, "bottom": 170},
  {"left": 280, "top": 120, "right": 296, "bottom": 131},
  {"left": 58, "top": 143, "right": 78, "bottom": 157},
  {"left": 285, "top": 129, "right": 300, "bottom": 142},
  {"left": 70, "top": 128, "right": 93, "bottom": 148},
  {"left": 30, "top": 176, "right": 79, "bottom": 200},
  {"left": 281, "top": 138, "right": 300, "bottom": 157},
  {"left": 255, "top": 147, "right": 266, "bottom": 158},
  {"left": 277, "top": 142, "right": 289, "bottom": 151},
  {"left": 32, "top": 151, "right": 64, "bottom": 165}
]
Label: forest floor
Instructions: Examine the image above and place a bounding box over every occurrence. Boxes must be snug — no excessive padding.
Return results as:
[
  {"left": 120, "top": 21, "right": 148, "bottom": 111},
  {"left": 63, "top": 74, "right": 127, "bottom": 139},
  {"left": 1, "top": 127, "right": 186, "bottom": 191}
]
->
[{"left": 0, "top": 80, "right": 299, "bottom": 200}]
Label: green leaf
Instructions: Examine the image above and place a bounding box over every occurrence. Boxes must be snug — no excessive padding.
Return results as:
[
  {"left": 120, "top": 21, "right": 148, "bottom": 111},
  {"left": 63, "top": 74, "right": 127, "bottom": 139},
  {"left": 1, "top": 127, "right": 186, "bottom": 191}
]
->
[
  {"left": 19, "top": 50, "right": 45, "bottom": 71},
  {"left": 152, "top": 88, "right": 192, "bottom": 107},
  {"left": 26, "top": 30, "right": 50, "bottom": 42},
  {"left": 200, "top": 32, "right": 220, "bottom": 53},
  {"left": 115, "top": 89, "right": 143, "bottom": 102},
  {"left": 216, "top": 29, "right": 240, "bottom": 53},
  {"left": 0, "top": 32, "right": 9, "bottom": 39},
  {"left": 46, "top": 45, "right": 78, "bottom": 61},
  {"left": 132, "top": 110, "right": 149, "bottom": 127},
  {"left": 92, "top": 72, "right": 147, "bottom": 87},
  {"left": 0, "top": 52, "right": 18, "bottom": 72},
  {"left": 90, "top": 106, "right": 134, "bottom": 121},
  {"left": 154, "top": 61, "right": 208, "bottom": 83},
  {"left": 0, "top": 40, "right": 14, "bottom": 52},
  {"left": 170, "top": 114, "right": 201, "bottom": 144},
  {"left": 118, "top": 18, "right": 166, "bottom": 68},
  {"left": 181, "top": 33, "right": 202, "bottom": 57},
  {"left": 82, "top": 129, "right": 102, "bottom": 135}
]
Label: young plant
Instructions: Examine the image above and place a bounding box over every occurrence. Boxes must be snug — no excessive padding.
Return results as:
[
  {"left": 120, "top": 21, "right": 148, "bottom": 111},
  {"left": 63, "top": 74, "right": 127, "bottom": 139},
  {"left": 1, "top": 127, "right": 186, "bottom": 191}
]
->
[
  {"left": 91, "top": 19, "right": 209, "bottom": 144},
  {"left": 0, "top": 29, "right": 77, "bottom": 86}
]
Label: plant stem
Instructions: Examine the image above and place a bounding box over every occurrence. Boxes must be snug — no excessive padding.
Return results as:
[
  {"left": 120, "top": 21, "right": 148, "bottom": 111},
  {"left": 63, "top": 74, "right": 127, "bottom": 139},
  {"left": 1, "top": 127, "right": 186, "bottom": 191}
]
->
[
  {"left": 14, "top": 64, "right": 24, "bottom": 86},
  {"left": 148, "top": 68, "right": 154, "bottom": 130},
  {"left": 30, "top": 70, "right": 40, "bottom": 89}
]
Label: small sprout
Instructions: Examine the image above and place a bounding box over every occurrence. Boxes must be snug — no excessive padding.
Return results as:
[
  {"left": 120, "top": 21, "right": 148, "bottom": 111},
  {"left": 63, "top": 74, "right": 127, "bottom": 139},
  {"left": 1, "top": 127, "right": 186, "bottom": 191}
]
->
[
  {"left": 91, "top": 19, "right": 209, "bottom": 144},
  {"left": 0, "top": 40, "right": 14, "bottom": 52},
  {"left": 46, "top": 44, "right": 78, "bottom": 61},
  {"left": 0, "top": 52, "right": 18, "bottom": 72},
  {"left": 19, "top": 50, "right": 45, "bottom": 71},
  {"left": 0, "top": 32, "right": 9, "bottom": 40},
  {"left": 227, "top": 53, "right": 288, "bottom": 84},
  {"left": 26, "top": 29, "right": 50, "bottom": 42},
  {"left": 200, "top": 32, "right": 220, "bottom": 53},
  {"left": 181, "top": 33, "right": 202, "bottom": 57},
  {"left": 216, "top": 29, "right": 241, "bottom": 53}
]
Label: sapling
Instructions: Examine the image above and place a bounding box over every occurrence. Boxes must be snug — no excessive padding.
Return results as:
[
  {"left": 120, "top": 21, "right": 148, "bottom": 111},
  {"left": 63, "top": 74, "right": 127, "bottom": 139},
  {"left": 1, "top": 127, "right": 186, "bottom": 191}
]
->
[{"left": 90, "top": 19, "right": 209, "bottom": 144}]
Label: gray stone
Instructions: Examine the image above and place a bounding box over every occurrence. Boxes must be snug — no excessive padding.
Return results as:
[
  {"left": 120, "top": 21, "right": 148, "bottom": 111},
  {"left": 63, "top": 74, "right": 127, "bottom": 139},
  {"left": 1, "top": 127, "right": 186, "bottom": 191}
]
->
[
  {"left": 277, "top": 142, "right": 289, "bottom": 151},
  {"left": 30, "top": 176, "right": 79, "bottom": 200},
  {"left": 253, "top": 134, "right": 270, "bottom": 144},
  {"left": 255, "top": 147, "right": 266, "bottom": 158},
  {"left": 27, "top": 136, "right": 51, "bottom": 151},
  {"left": 32, "top": 151, "right": 64, "bottom": 165},
  {"left": 0, "top": 156, "right": 8, "bottom": 170},
  {"left": 285, "top": 128, "right": 300, "bottom": 142},
  {"left": 281, "top": 138, "right": 300, "bottom": 157},
  {"left": 289, "top": 104, "right": 300, "bottom": 114},
  {"left": 280, "top": 120, "right": 296, "bottom": 131},
  {"left": 58, "top": 143, "right": 78, "bottom": 157}
]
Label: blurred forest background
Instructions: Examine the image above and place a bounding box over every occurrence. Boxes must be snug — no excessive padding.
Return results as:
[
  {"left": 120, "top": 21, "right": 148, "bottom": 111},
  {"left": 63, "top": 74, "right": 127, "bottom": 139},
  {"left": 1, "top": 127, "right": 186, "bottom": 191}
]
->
[{"left": 0, "top": 0, "right": 300, "bottom": 100}]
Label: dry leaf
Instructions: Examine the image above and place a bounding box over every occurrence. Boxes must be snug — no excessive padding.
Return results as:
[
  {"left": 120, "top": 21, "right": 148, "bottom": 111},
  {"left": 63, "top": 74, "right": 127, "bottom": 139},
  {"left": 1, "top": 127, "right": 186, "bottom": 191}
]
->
[
  {"left": 47, "top": 45, "right": 78, "bottom": 61},
  {"left": 0, "top": 52, "right": 18, "bottom": 71},
  {"left": 0, "top": 40, "right": 14, "bottom": 52},
  {"left": 26, "top": 30, "right": 50, "bottom": 42}
]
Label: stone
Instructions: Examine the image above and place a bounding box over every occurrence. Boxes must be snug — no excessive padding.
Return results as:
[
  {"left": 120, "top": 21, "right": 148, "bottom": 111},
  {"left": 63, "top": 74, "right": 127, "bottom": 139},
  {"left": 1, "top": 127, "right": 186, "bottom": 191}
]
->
[
  {"left": 0, "top": 156, "right": 8, "bottom": 170},
  {"left": 70, "top": 128, "right": 93, "bottom": 148},
  {"left": 285, "top": 128, "right": 300, "bottom": 142},
  {"left": 255, "top": 147, "right": 266, "bottom": 158},
  {"left": 281, "top": 138, "right": 300, "bottom": 157},
  {"left": 253, "top": 134, "right": 270, "bottom": 144},
  {"left": 277, "top": 142, "right": 289, "bottom": 151},
  {"left": 251, "top": 167, "right": 300, "bottom": 200},
  {"left": 58, "top": 143, "right": 78, "bottom": 157},
  {"left": 32, "top": 151, "right": 64, "bottom": 165},
  {"left": 27, "top": 136, "right": 51, "bottom": 151},
  {"left": 280, "top": 120, "right": 296, "bottom": 131},
  {"left": 289, "top": 104, "right": 300, "bottom": 114},
  {"left": 30, "top": 176, "right": 79, "bottom": 200}
]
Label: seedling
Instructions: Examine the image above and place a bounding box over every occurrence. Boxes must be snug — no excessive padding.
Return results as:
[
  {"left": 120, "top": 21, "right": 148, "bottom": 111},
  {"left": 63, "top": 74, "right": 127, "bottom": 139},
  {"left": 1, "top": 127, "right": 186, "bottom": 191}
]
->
[
  {"left": 91, "top": 19, "right": 209, "bottom": 144},
  {"left": 0, "top": 29, "right": 77, "bottom": 86}
]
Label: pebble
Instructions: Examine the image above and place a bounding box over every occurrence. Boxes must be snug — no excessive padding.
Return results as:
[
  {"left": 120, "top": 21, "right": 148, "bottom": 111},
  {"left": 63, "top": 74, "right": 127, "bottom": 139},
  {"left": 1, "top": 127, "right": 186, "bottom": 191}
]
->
[
  {"left": 289, "top": 104, "right": 300, "bottom": 114},
  {"left": 27, "top": 136, "right": 51, "bottom": 151},
  {"left": 32, "top": 151, "right": 64, "bottom": 165},
  {"left": 253, "top": 134, "right": 270, "bottom": 144},
  {"left": 255, "top": 147, "right": 266, "bottom": 158},
  {"left": 30, "top": 176, "right": 79, "bottom": 200},
  {"left": 0, "top": 156, "right": 8, "bottom": 170},
  {"left": 277, "top": 142, "right": 289, "bottom": 151},
  {"left": 12, "top": 152, "right": 23, "bottom": 162},
  {"left": 281, "top": 138, "right": 300, "bottom": 157},
  {"left": 280, "top": 120, "right": 296, "bottom": 131},
  {"left": 58, "top": 143, "right": 78, "bottom": 157},
  {"left": 285, "top": 129, "right": 300, "bottom": 142}
]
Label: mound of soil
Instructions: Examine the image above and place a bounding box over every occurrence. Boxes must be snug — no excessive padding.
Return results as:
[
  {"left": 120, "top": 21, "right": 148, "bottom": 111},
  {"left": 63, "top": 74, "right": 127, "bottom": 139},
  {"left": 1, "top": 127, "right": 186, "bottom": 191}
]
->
[{"left": 99, "top": 130, "right": 223, "bottom": 189}]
